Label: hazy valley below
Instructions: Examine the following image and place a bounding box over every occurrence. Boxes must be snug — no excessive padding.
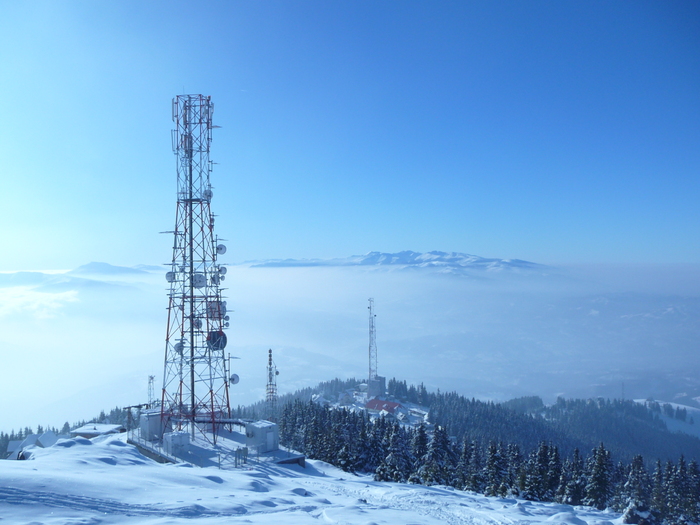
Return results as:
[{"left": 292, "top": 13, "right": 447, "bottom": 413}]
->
[{"left": 2, "top": 251, "right": 700, "bottom": 431}]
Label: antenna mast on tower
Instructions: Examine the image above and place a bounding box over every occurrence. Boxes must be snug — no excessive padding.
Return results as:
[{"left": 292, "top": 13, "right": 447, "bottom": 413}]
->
[
  {"left": 160, "top": 94, "right": 233, "bottom": 443},
  {"left": 266, "top": 349, "right": 279, "bottom": 421}
]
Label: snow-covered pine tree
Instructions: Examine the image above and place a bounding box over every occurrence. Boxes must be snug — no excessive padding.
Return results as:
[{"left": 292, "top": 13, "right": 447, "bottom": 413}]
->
[
  {"left": 364, "top": 420, "right": 387, "bottom": 473},
  {"left": 453, "top": 437, "right": 472, "bottom": 490},
  {"left": 650, "top": 460, "right": 667, "bottom": 523},
  {"left": 418, "top": 425, "right": 453, "bottom": 486},
  {"left": 337, "top": 443, "right": 353, "bottom": 472},
  {"left": 546, "top": 444, "right": 562, "bottom": 501},
  {"left": 505, "top": 443, "right": 523, "bottom": 497},
  {"left": 562, "top": 448, "right": 587, "bottom": 506},
  {"left": 523, "top": 442, "right": 549, "bottom": 501},
  {"left": 686, "top": 459, "right": 700, "bottom": 524},
  {"left": 666, "top": 456, "right": 689, "bottom": 525},
  {"left": 620, "top": 455, "right": 652, "bottom": 525},
  {"left": 555, "top": 468, "right": 570, "bottom": 504},
  {"left": 375, "top": 423, "right": 412, "bottom": 483},
  {"left": 351, "top": 415, "right": 371, "bottom": 472},
  {"left": 409, "top": 423, "right": 428, "bottom": 480},
  {"left": 466, "top": 440, "right": 485, "bottom": 493},
  {"left": 483, "top": 441, "right": 507, "bottom": 497},
  {"left": 278, "top": 402, "right": 294, "bottom": 449},
  {"left": 584, "top": 443, "right": 613, "bottom": 510}
]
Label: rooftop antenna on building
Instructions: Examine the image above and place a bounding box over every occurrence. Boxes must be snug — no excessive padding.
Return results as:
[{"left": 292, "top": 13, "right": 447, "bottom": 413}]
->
[
  {"left": 160, "top": 95, "right": 233, "bottom": 443},
  {"left": 266, "top": 349, "right": 279, "bottom": 421},
  {"left": 368, "top": 298, "right": 377, "bottom": 381}
]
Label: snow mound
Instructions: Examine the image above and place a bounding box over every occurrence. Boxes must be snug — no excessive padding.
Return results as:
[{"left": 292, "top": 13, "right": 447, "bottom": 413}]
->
[
  {"left": 26, "top": 436, "right": 152, "bottom": 468},
  {"left": 547, "top": 511, "right": 589, "bottom": 525}
]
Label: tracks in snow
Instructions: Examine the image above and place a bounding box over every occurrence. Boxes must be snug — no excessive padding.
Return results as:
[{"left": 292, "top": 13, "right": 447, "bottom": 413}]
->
[{"left": 296, "top": 477, "right": 521, "bottom": 525}]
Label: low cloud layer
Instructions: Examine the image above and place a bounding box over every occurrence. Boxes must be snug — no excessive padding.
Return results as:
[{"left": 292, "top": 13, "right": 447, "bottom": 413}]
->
[{"left": 1, "top": 256, "right": 700, "bottom": 431}]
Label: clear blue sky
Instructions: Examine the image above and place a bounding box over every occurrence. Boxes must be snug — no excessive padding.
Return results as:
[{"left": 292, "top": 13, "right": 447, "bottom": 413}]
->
[{"left": 1, "top": 1, "right": 699, "bottom": 270}]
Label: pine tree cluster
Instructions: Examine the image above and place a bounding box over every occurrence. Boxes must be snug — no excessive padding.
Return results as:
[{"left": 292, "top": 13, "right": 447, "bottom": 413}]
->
[
  {"left": 387, "top": 380, "right": 700, "bottom": 463},
  {"left": 279, "top": 400, "right": 700, "bottom": 525}
]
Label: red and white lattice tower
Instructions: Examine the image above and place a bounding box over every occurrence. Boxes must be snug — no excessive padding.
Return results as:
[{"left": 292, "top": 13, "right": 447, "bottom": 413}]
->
[{"left": 161, "top": 94, "right": 232, "bottom": 442}]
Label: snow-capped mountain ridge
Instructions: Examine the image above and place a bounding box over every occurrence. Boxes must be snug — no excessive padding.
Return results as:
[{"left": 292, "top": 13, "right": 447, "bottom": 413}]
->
[{"left": 250, "top": 250, "right": 543, "bottom": 272}]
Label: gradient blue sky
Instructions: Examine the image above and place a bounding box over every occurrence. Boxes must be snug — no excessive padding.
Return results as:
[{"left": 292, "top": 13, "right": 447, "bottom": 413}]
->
[{"left": 1, "top": 1, "right": 699, "bottom": 270}]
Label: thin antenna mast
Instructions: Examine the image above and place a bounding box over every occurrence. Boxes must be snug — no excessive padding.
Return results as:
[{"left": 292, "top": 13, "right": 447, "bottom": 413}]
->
[
  {"left": 148, "top": 375, "right": 155, "bottom": 407},
  {"left": 368, "top": 298, "right": 377, "bottom": 381},
  {"left": 266, "top": 349, "right": 279, "bottom": 421}
]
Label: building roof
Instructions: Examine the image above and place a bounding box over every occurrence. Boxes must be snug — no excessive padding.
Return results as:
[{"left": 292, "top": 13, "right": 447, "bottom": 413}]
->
[
  {"left": 6, "top": 435, "right": 40, "bottom": 460},
  {"left": 37, "top": 431, "right": 58, "bottom": 448},
  {"left": 70, "top": 424, "right": 125, "bottom": 437},
  {"left": 246, "top": 420, "right": 277, "bottom": 430},
  {"left": 6, "top": 440, "right": 22, "bottom": 454},
  {"left": 365, "top": 399, "right": 403, "bottom": 414}
]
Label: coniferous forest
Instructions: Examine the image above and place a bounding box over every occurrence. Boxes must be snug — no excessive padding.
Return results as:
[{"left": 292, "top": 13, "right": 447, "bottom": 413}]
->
[
  {"left": 278, "top": 399, "right": 699, "bottom": 525},
  {"left": 270, "top": 378, "right": 700, "bottom": 525}
]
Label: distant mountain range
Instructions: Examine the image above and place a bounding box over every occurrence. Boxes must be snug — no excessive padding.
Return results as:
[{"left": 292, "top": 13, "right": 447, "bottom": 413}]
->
[
  {"left": 0, "top": 253, "right": 544, "bottom": 280},
  {"left": 68, "top": 262, "right": 150, "bottom": 275},
  {"left": 249, "top": 250, "right": 544, "bottom": 273}
]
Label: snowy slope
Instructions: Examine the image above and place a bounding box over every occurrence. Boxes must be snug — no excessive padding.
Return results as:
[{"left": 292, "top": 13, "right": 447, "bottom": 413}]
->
[
  {"left": 0, "top": 435, "right": 621, "bottom": 525},
  {"left": 634, "top": 399, "right": 700, "bottom": 439}
]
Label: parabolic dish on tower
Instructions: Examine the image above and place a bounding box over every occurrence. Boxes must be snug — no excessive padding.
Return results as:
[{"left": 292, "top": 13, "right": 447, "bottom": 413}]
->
[{"left": 206, "top": 330, "right": 227, "bottom": 351}]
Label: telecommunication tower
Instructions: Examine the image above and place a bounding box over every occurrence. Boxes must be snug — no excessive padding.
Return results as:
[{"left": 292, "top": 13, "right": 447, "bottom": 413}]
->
[
  {"left": 368, "top": 298, "right": 377, "bottom": 380},
  {"left": 266, "top": 349, "right": 279, "bottom": 421},
  {"left": 160, "top": 94, "right": 233, "bottom": 442}
]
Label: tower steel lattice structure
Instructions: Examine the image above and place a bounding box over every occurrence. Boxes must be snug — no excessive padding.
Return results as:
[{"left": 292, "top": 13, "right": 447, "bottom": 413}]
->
[
  {"left": 266, "top": 349, "right": 279, "bottom": 421},
  {"left": 161, "top": 94, "right": 232, "bottom": 442},
  {"left": 368, "top": 298, "right": 377, "bottom": 380}
]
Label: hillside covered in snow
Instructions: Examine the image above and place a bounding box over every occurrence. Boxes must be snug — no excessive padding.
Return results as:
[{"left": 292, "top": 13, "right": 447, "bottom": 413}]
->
[{"left": 0, "top": 432, "right": 624, "bottom": 525}]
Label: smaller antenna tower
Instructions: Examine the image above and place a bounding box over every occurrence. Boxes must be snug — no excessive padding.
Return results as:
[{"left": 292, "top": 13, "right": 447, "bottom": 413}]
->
[
  {"left": 367, "top": 299, "right": 386, "bottom": 398},
  {"left": 266, "top": 349, "right": 279, "bottom": 421},
  {"left": 368, "top": 298, "right": 377, "bottom": 380},
  {"left": 148, "top": 375, "right": 155, "bottom": 407}
]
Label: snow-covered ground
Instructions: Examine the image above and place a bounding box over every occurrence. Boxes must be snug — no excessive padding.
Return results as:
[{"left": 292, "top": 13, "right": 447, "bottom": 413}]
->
[
  {"left": 634, "top": 399, "right": 700, "bottom": 439},
  {"left": 0, "top": 434, "right": 622, "bottom": 525}
]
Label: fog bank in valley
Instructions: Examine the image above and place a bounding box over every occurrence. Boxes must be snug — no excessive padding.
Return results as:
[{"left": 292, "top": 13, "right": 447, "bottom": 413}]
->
[{"left": 1, "top": 256, "right": 699, "bottom": 431}]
